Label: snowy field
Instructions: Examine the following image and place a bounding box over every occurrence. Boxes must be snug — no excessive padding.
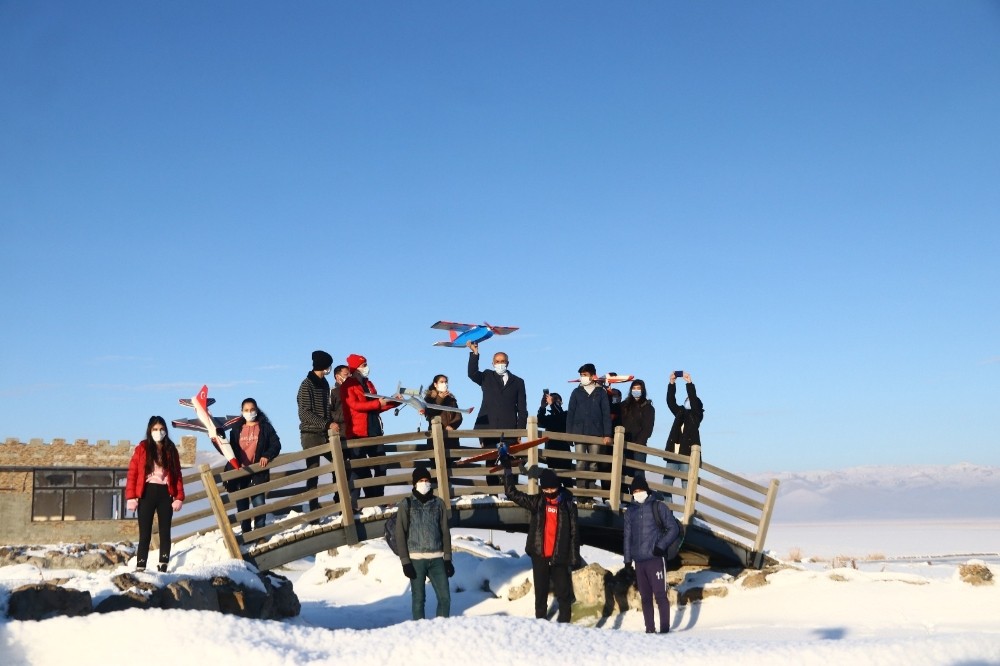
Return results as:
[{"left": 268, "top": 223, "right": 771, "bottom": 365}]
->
[{"left": 1, "top": 463, "right": 998, "bottom": 666}]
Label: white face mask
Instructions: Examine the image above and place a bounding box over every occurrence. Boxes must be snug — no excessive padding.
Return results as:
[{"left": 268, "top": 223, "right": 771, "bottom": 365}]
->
[
  {"left": 579, "top": 376, "right": 592, "bottom": 387},
  {"left": 415, "top": 481, "right": 432, "bottom": 495},
  {"left": 436, "top": 382, "right": 448, "bottom": 392},
  {"left": 493, "top": 363, "right": 507, "bottom": 375},
  {"left": 632, "top": 491, "right": 648, "bottom": 504},
  {"left": 243, "top": 411, "right": 257, "bottom": 422},
  {"left": 359, "top": 365, "right": 370, "bottom": 378},
  {"left": 151, "top": 429, "right": 166, "bottom": 443}
]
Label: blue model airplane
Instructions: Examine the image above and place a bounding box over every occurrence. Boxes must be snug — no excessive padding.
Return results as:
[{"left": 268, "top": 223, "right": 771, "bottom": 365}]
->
[{"left": 431, "top": 320, "right": 519, "bottom": 347}]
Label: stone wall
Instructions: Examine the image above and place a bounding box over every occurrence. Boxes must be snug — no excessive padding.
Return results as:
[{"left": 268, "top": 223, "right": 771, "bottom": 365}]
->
[
  {"left": 0, "top": 436, "right": 197, "bottom": 546},
  {"left": 0, "top": 436, "right": 197, "bottom": 468}
]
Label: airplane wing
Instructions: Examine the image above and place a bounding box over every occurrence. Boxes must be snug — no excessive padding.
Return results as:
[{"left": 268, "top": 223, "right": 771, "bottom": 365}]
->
[
  {"left": 171, "top": 415, "right": 240, "bottom": 432},
  {"left": 488, "top": 325, "right": 519, "bottom": 335},
  {"left": 431, "top": 320, "right": 477, "bottom": 332}
]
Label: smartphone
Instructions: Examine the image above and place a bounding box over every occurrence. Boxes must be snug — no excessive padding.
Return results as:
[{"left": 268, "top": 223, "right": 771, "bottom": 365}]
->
[
  {"left": 543, "top": 388, "right": 549, "bottom": 394},
  {"left": 674, "top": 370, "right": 684, "bottom": 378}
]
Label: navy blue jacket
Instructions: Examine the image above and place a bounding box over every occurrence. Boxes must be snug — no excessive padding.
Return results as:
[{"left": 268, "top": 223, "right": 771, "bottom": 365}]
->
[
  {"left": 623, "top": 499, "right": 680, "bottom": 564},
  {"left": 566, "top": 386, "right": 612, "bottom": 437}
]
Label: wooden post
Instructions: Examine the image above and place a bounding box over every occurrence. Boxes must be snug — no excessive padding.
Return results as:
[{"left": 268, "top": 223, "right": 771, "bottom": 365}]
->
[
  {"left": 526, "top": 415, "right": 540, "bottom": 494},
  {"left": 609, "top": 426, "right": 625, "bottom": 511},
  {"left": 199, "top": 463, "right": 242, "bottom": 560},
  {"left": 752, "top": 478, "right": 781, "bottom": 568},
  {"left": 430, "top": 417, "right": 452, "bottom": 517},
  {"left": 682, "top": 445, "right": 701, "bottom": 526},
  {"left": 328, "top": 428, "right": 358, "bottom": 543}
]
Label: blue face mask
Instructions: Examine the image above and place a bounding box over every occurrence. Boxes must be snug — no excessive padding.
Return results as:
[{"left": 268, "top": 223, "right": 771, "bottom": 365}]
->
[{"left": 631, "top": 390, "right": 642, "bottom": 399}]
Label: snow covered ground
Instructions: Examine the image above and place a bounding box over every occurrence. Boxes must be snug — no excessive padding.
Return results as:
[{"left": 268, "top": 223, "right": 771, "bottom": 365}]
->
[{"left": 1, "top": 463, "right": 999, "bottom": 665}]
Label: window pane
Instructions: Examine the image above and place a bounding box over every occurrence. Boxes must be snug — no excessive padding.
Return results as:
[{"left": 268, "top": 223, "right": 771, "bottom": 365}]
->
[
  {"left": 77, "top": 470, "right": 114, "bottom": 487},
  {"left": 93, "top": 490, "right": 121, "bottom": 520},
  {"left": 115, "top": 471, "right": 129, "bottom": 487},
  {"left": 35, "top": 470, "right": 74, "bottom": 488},
  {"left": 33, "top": 490, "right": 63, "bottom": 521},
  {"left": 64, "top": 490, "right": 93, "bottom": 521}
]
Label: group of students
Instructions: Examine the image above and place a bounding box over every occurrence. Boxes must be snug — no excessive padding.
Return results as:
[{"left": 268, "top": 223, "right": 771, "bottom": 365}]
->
[
  {"left": 122, "top": 345, "right": 703, "bottom": 629},
  {"left": 123, "top": 396, "right": 282, "bottom": 572},
  {"left": 393, "top": 451, "right": 683, "bottom": 632}
]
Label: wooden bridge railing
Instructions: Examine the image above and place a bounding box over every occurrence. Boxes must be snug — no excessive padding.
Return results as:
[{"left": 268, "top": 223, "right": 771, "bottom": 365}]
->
[{"left": 167, "top": 416, "right": 780, "bottom": 568}]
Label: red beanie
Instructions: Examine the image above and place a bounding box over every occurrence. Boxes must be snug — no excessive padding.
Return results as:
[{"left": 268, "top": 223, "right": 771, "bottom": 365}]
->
[{"left": 347, "top": 354, "right": 367, "bottom": 371}]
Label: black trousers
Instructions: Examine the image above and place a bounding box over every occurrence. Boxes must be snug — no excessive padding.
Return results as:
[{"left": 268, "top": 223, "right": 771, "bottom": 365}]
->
[
  {"left": 531, "top": 555, "right": 574, "bottom": 622},
  {"left": 136, "top": 483, "right": 173, "bottom": 566}
]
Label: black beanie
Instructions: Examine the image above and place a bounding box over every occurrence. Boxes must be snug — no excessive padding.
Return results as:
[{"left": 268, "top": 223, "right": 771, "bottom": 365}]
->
[
  {"left": 412, "top": 466, "right": 432, "bottom": 485},
  {"left": 630, "top": 475, "right": 650, "bottom": 494},
  {"left": 539, "top": 468, "right": 560, "bottom": 490},
  {"left": 312, "top": 350, "right": 333, "bottom": 371}
]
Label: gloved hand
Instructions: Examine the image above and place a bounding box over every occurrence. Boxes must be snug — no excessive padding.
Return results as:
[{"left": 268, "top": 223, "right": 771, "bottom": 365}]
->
[
  {"left": 497, "top": 442, "right": 511, "bottom": 469},
  {"left": 171, "top": 500, "right": 183, "bottom": 512},
  {"left": 402, "top": 562, "right": 416, "bottom": 579},
  {"left": 652, "top": 546, "right": 666, "bottom": 557},
  {"left": 623, "top": 561, "right": 634, "bottom": 573},
  {"left": 445, "top": 561, "right": 455, "bottom": 578},
  {"left": 126, "top": 499, "right": 138, "bottom": 512}
]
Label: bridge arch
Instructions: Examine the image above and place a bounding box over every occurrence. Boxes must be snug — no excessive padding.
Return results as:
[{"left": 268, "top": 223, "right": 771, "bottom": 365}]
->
[{"left": 168, "top": 417, "right": 780, "bottom": 571}]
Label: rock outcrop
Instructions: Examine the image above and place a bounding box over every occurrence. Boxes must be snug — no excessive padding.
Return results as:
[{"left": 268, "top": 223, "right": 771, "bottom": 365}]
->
[{"left": 6, "top": 571, "right": 300, "bottom": 621}]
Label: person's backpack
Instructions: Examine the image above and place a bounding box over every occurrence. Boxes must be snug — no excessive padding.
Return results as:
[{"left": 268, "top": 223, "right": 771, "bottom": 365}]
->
[
  {"left": 384, "top": 497, "right": 410, "bottom": 556},
  {"left": 653, "top": 501, "right": 685, "bottom": 561}
]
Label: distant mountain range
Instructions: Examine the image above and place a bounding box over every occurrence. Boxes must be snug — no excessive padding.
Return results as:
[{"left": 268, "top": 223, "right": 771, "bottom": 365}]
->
[{"left": 746, "top": 463, "right": 1000, "bottom": 521}]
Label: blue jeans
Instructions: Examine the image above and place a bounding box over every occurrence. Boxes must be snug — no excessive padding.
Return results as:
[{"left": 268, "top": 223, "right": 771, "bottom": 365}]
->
[
  {"left": 411, "top": 558, "right": 451, "bottom": 620},
  {"left": 663, "top": 460, "right": 689, "bottom": 506}
]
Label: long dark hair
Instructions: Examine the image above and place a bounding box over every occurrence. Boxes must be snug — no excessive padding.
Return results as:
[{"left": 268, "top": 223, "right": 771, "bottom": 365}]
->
[
  {"left": 425, "top": 375, "right": 448, "bottom": 399},
  {"left": 621, "top": 380, "right": 648, "bottom": 414},
  {"left": 241, "top": 397, "right": 272, "bottom": 425},
  {"left": 143, "top": 415, "right": 180, "bottom": 476}
]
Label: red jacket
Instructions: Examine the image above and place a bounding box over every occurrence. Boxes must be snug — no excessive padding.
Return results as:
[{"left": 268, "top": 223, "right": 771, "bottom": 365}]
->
[
  {"left": 125, "top": 440, "right": 185, "bottom": 501},
  {"left": 341, "top": 375, "right": 395, "bottom": 438}
]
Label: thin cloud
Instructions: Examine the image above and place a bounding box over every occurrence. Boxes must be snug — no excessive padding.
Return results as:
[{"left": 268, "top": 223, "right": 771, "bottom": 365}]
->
[
  {"left": 86, "top": 380, "right": 262, "bottom": 392},
  {"left": 0, "top": 383, "right": 61, "bottom": 398}
]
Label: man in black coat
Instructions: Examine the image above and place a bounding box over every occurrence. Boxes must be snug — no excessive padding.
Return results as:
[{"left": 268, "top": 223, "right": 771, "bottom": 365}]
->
[
  {"left": 467, "top": 341, "right": 528, "bottom": 486},
  {"left": 502, "top": 463, "right": 579, "bottom": 623}
]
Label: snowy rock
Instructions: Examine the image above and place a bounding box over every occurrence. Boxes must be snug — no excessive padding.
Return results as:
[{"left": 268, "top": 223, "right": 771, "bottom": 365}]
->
[
  {"left": 7, "top": 583, "right": 92, "bottom": 621},
  {"left": 162, "top": 578, "right": 221, "bottom": 612},
  {"left": 958, "top": 562, "right": 994, "bottom": 586}
]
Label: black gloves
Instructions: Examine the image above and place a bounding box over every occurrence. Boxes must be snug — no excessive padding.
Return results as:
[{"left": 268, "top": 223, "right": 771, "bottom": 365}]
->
[
  {"left": 402, "top": 562, "right": 416, "bottom": 579},
  {"left": 623, "top": 561, "right": 634, "bottom": 573},
  {"left": 653, "top": 546, "right": 666, "bottom": 557},
  {"left": 445, "top": 561, "right": 455, "bottom": 578}
]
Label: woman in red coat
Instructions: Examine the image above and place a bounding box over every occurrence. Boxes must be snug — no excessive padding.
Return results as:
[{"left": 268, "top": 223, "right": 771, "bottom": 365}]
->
[{"left": 125, "top": 416, "right": 185, "bottom": 572}]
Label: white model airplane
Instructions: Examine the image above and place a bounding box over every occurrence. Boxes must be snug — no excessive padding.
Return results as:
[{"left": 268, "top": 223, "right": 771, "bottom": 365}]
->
[{"left": 363, "top": 382, "right": 475, "bottom": 417}]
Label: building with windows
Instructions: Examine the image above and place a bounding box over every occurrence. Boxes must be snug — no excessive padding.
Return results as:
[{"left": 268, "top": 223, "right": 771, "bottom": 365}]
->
[{"left": 0, "top": 437, "right": 196, "bottom": 546}]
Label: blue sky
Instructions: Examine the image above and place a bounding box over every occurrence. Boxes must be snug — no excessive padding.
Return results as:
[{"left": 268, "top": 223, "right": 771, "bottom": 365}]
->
[{"left": 2, "top": 2, "right": 998, "bottom": 473}]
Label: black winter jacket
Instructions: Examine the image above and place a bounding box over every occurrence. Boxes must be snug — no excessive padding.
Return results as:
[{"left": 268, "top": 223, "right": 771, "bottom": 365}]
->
[
  {"left": 621, "top": 398, "right": 655, "bottom": 445},
  {"left": 224, "top": 418, "right": 281, "bottom": 489},
  {"left": 666, "top": 382, "right": 704, "bottom": 456},
  {"left": 468, "top": 352, "right": 527, "bottom": 430},
  {"left": 503, "top": 470, "right": 579, "bottom": 566}
]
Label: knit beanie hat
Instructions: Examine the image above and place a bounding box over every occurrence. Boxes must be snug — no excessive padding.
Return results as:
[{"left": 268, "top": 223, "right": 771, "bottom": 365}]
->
[
  {"left": 539, "top": 468, "right": 560, "bottom": 490},
  {"left": 347, "top": 353, "right": 367, "bottom": 371},
  {"left": 412, "top": 465, "right": 432, "bottom": 485},
  {"left": 312, "top": 350, "right": 333, "bottom": 371},
  {"left": 630, "top": 475, "right": 650, "bottom": 494}
]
